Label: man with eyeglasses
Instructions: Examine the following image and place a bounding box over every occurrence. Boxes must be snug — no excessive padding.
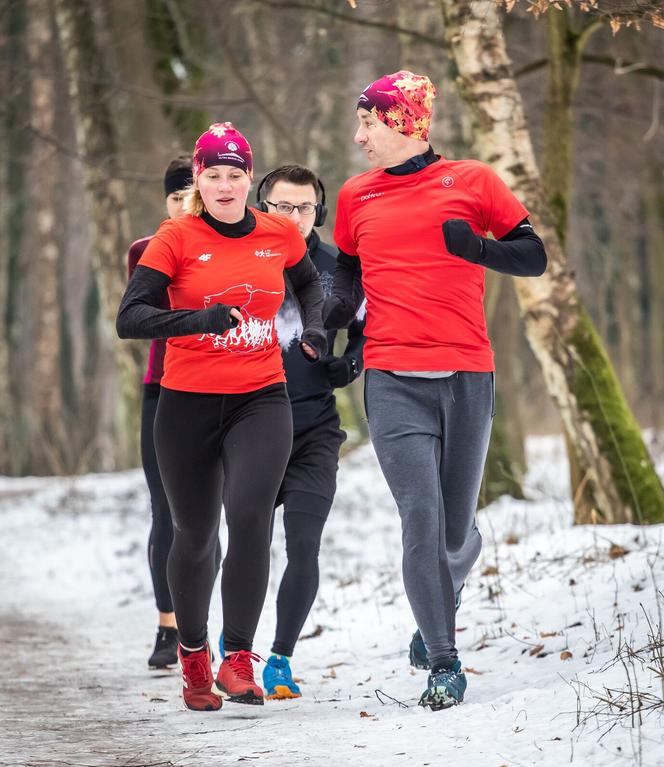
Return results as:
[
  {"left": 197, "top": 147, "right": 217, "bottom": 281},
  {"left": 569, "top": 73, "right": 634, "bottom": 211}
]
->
[{"left": 243, "top": 164, "right": 365, "bottom": 700}]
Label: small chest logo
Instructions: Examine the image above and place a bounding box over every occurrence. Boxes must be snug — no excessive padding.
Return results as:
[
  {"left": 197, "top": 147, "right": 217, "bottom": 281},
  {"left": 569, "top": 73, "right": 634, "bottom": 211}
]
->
[
  {"left": 198, "top": 253, "right": 212, "bottom": 262},
  {"left": 360, "top": 190, "right": 384, "bottom": 202},
  {"left": 442, "top": 176, "right": 455, "bottom": 187},
  {"left": 255, "top": 248, "right": 281, "bottom": 258}
]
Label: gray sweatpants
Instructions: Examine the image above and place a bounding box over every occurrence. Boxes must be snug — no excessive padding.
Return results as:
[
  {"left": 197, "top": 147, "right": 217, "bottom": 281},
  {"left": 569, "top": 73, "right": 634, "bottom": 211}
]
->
[{"left": 365, "top": 369, "right": 494, "bottom": 668}]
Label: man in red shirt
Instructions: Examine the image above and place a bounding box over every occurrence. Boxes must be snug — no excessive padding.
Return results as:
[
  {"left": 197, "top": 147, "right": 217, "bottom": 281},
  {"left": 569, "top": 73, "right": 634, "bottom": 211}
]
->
[{"left": 324, "top": 71, "right": 546, "bottom": 710}]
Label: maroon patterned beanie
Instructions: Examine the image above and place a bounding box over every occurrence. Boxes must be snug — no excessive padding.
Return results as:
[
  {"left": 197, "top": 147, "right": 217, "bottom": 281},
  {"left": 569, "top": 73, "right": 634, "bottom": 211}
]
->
[
  {"left": 193, "top": 122, "right": 253, "bottom": 179},
  {"left": 357, "top": 71, "right": 436, "bottom": 141}
]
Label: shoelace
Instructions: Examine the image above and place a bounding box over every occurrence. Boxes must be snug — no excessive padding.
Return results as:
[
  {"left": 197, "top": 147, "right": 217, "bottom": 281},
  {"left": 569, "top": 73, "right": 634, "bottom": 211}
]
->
[
  {"left": 226, "top": 651, "right": 262, "bottom": 682},
  {"left": 182, "top": 650, "right": 211, "bottom": 688}
]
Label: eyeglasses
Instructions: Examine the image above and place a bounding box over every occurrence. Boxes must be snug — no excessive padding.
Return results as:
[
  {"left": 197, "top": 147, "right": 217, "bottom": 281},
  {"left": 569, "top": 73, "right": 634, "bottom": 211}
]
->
[{"left": 265, "top": 200, "right": 316, "bottom": 216}]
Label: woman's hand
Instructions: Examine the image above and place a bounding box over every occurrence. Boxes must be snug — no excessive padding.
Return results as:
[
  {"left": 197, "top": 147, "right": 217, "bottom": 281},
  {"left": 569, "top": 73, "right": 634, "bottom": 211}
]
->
[
  {"left": 230, "top": 308, "right": 243, "bottom": 324},
  {"left": 300, "top": 341, "right": 319, "bottom": 359}
]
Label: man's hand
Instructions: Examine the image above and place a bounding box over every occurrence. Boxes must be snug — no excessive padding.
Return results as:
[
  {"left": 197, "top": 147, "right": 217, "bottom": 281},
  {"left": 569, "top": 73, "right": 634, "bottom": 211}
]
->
[
  {"left": 442, "top": 219, "right": 484, "bottom": 263},
  {"left": 323, "top": 296, "right": 356, "bottom": 330},
  {"left": 320, "top": 355, "right": 358, "bottom": 388}
]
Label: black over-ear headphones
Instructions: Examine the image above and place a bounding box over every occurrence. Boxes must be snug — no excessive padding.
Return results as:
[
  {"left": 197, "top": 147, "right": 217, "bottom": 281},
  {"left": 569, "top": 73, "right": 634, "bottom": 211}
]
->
[{"left": 255, "top": 167, "right": 327, "bottom": 228}]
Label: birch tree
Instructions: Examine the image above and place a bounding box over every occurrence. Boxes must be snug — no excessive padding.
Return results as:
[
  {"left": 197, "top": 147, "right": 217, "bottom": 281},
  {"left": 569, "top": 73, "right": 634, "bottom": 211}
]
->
[{"left": 438, "top": 0, "right": 664, "bottom": 523}]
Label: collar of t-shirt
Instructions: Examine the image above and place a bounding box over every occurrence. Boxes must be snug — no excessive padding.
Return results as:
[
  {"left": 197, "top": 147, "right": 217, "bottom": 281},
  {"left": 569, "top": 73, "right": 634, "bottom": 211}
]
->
[
  {"left": 201, "top": 208, "right": 256, "bottom": 238},
  {"left": 385, "top": 145, "right": 439, "bottom": 176}
]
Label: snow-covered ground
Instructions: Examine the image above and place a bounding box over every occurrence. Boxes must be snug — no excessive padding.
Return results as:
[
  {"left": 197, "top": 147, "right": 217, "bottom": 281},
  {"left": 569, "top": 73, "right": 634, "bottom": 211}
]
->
[{"left": 1, "top": 435, "right": 663, "bottom": 767}]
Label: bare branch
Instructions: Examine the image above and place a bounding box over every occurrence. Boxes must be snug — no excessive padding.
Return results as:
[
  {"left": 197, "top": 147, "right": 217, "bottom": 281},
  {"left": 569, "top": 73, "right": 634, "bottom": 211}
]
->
[
  {"left": 515, "top": 54, "right": 664, "bottom": 81},
  {"left": 251, "top": 0, "right": 444, "bottom": 47}
]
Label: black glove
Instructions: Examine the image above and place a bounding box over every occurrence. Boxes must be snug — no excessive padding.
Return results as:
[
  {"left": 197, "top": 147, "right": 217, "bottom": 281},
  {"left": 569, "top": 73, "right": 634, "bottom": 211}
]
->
[
  {"left": 442, "top": 219, "right": 485, "bottom": 264},
  {"left": 299, "top": 328, "right": 328, "bottom": 362},
  {"left": 323, "top": 296, "right": 356, "bottom": 330},
  {"left": 202, "top": 303, "right": 241, "bottom": 334},
  {"left": 320, "top": 355, "right": 359, "bottom": 388}
]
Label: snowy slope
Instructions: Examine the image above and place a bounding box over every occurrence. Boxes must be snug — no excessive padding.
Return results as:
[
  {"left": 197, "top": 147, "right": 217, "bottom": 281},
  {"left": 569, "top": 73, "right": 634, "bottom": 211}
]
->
[{"left": 1, "top": 436, "right": 663, "bottom": 767}]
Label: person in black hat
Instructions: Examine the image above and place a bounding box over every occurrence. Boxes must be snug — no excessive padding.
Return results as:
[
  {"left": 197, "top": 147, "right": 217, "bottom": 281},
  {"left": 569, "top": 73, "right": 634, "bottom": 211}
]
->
[{"left": 126, "top": 154, "right": 223, "bottom": 672}]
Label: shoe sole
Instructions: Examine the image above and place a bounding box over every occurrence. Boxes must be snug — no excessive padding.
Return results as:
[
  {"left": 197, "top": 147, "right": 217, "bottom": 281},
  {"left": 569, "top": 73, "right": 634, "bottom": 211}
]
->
[
  {"left": 183, "top": 699, "right": 222, "bottom": 712},
  {"left": 418, "top": 692, "right": 463, "bottom": 711},
  {"left": 265, "top": 685, "right": 302, "bottom": 700},
  {"left": 213, "top": 681, "right": 264, "bottom": 706},
  {"left": 148, "top": 663, "right": 178, "bottom": 671}
]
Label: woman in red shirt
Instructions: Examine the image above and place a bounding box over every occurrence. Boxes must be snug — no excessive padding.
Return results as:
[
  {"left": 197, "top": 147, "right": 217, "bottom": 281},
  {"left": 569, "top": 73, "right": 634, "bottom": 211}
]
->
[{"left": 117, "top": 123, "right": 326, "bottom": 711}]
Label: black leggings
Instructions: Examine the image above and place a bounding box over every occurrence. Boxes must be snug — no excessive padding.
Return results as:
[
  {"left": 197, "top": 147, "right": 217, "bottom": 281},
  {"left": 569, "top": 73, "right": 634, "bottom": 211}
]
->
[
  {"left": 141, "top": 384, "right": 221, "bottom": 615},
  {"left": 154, "top": 384, "right": 293, "bottom": 650},
  {"left": 272, "top": 497, "right": 330, "bottom": 657},
  {"left": 269, "top": 417, "right": 344, "bottom": 657}
]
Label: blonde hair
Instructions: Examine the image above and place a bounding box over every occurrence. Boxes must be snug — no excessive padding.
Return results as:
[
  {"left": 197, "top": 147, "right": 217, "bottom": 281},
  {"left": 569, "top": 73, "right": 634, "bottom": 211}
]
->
[{"left": 182, "top": 183, "right": 204, "bottom": 217}]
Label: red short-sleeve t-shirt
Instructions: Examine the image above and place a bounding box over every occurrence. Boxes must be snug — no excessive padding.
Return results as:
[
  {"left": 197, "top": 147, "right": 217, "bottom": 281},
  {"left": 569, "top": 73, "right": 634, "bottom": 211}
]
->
[
  {"left": 334, "top": 157, "right": 528, "bottom": 372},
  {"left": 138, "top": 211, "right": 306, "bottom": 394}
]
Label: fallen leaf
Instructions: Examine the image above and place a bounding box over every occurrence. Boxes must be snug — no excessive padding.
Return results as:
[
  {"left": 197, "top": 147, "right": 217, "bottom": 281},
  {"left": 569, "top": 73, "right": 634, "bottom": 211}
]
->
[
  {"left": 482, "top": 565, "right": 499, "bottom": 576},
  {"left": 300, "top": 625, "right": 323, "bottom": 640},
  {"left": 359, "top": 710, "right": 371, "bottom": 718},
  {"left": 540, "top": 631, "right": 560, "bottom": 638},
  {"left": 609, "top": 543, "right": 629, "bottom": 559},
  {"left": 529, "top": 643, "right": 545, "bottom": 656},
  {"left": 504, "top": 533, "right": 519, "bottom": 545},
  {"left": 456, "top": 626, "right": 467, "bottom": 632},
  {"left": 560, "top": 651, "right": 573, "bottom": 661},
  {"left": 462, "top": 666, "right": 484, "bottom": 675}
]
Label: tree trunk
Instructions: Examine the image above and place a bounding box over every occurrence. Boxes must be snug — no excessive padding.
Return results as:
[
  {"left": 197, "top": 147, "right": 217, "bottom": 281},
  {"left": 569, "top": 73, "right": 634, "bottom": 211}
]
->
[
  {"left": 481, "top": 274, "right": 526, "bottom": 506},
  {"left": 21, "top": 1, "right": 69, "bottom": 472},
  {"left": 0, "top": 3, "right": 13, "bottom": 471},
  {"left": 439, "top": 0, "right": 664, "bottom": 524},
  {"left": 54, "top": 0, "right": 142, "bottom": 470}
]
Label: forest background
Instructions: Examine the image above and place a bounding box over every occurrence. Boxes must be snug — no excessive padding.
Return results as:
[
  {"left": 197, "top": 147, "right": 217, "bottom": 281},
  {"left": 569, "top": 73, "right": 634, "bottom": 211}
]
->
[{"left": 1, "top": 0, "right": 663, "bottom": 523}]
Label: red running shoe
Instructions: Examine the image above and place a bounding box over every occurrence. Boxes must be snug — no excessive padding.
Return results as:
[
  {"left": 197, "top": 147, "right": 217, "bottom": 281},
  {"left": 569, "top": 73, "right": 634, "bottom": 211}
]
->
[
  {"left": 178, "top": 643, "right": 222, "bottom": 711},
  {"left": 214, "top": 651, "right": 264, "bottom": 705}
]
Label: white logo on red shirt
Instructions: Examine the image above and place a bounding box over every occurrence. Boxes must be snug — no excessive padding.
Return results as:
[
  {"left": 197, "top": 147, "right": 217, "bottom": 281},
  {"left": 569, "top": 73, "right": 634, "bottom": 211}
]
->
[
  {"left": 201, "top": 283, "right": 283, "bottom": 354},
  {"left": 198, "top": 253, "right": 212, "bottom": 262},
  {"left": 360, "top": 190, "right": 385, "bottom": 202},
  {"left": 442, "top": 176, "right": 455, "bottom": 187},
  {"left": 254, "top": 249, "right": 281, "bottom": 258}
]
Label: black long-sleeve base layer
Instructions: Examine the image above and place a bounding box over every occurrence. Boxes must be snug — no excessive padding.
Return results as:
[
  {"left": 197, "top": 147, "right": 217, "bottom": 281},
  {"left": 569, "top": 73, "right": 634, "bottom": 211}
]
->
[{"left": 154, "top": 383, "right": 293, "bottom": 651}]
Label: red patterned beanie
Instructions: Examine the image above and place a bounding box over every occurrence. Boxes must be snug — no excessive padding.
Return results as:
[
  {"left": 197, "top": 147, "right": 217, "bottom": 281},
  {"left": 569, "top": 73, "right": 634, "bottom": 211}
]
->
[
  {"left": 357, "top": 71, "right": 437, "bottom": 141},
  {"left": 193, "top": 122, "right": 253, "bottom": 179}
]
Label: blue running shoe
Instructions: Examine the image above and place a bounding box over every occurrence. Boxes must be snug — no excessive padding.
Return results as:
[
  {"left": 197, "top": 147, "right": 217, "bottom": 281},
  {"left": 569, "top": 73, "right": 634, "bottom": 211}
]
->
[
  {"left": 418, "top": 660, "right": 466, "bottom": 710},
  {"left": 409, "top": 629, "right": 429, "bottom": 669},
  {"left": 408, "top": 590, "right": 463, "bottom": 670},
  {"left": 262, "top": 655, "right": 301, "bottom": 700}
]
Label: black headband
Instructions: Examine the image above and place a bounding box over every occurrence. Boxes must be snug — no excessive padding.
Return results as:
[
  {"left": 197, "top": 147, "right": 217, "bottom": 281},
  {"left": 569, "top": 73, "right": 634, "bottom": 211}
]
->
[{"left": 164, "top": 167, "right": 193, "bottom": 197}]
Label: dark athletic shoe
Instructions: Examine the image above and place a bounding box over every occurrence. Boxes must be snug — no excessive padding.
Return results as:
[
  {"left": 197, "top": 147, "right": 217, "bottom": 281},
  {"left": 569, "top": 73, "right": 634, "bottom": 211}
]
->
[
  {"left": 178, "top": 643, "right": 222, "bottom": 711},
  {"left": 418, "top": 660, "right": 466, "bottom": 711},
  {"left": 215, "top": 651, "right": 264, "bottom": 705},
  {"left": 408, "top": 590, "right": 463, "bottom": 671},
  {"left": 148, "top": 626, "right": 178, "bottom": 669}
]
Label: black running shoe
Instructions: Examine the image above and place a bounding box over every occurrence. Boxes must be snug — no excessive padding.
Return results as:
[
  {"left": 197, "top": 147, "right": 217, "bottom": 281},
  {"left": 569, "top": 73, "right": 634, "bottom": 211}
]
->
[{"left": 148, "top": 626, "right": 179, "bottom": 669}]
